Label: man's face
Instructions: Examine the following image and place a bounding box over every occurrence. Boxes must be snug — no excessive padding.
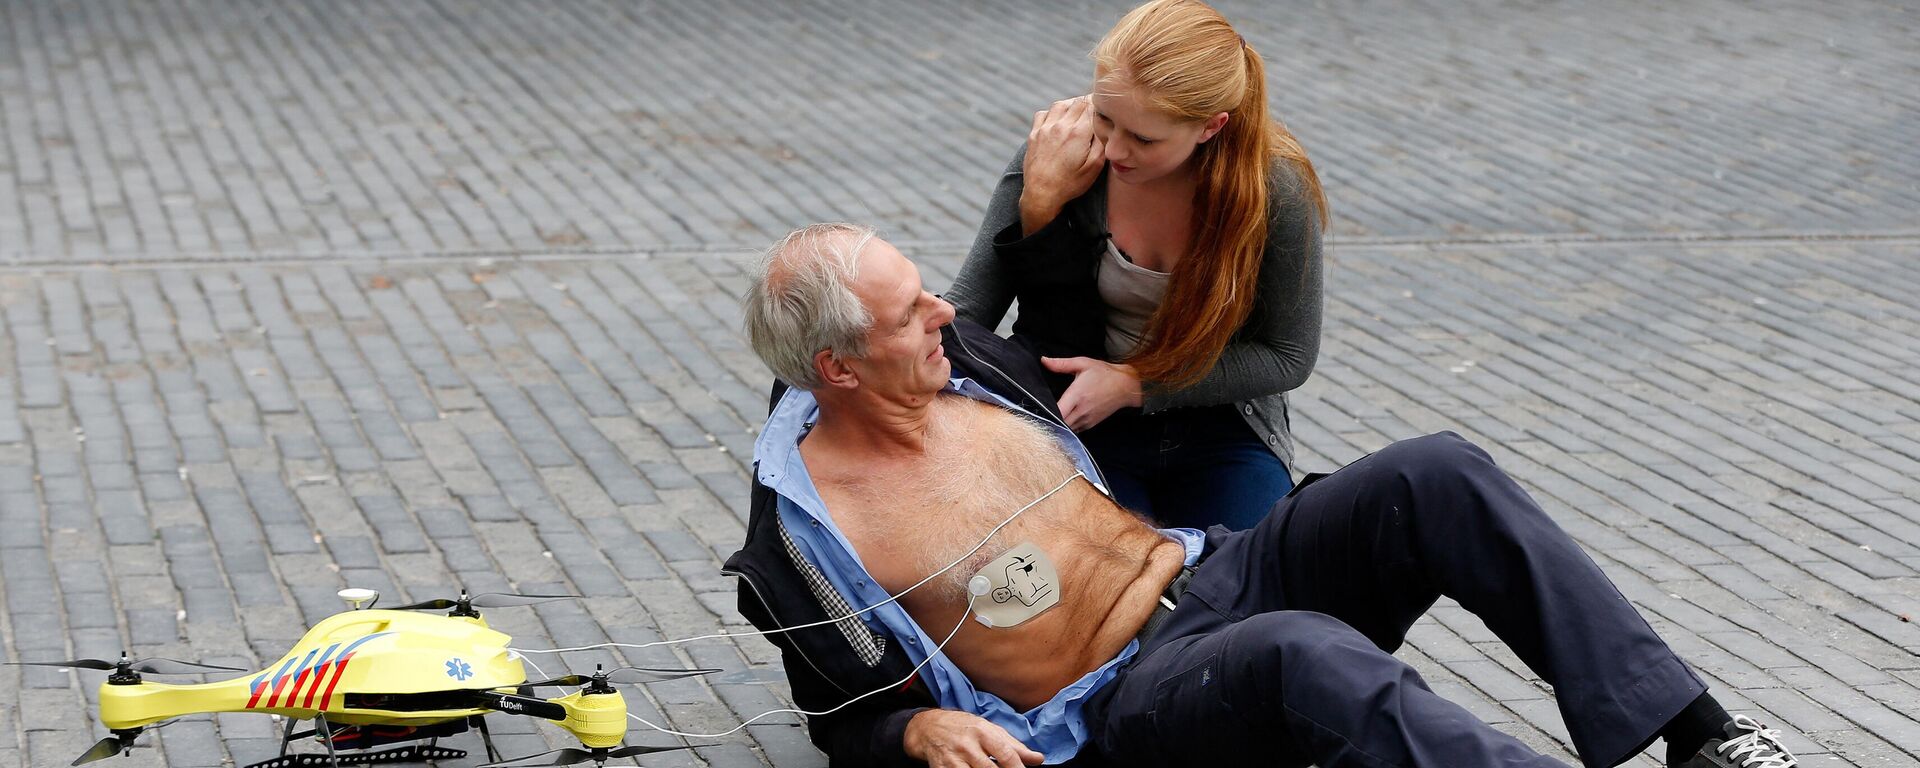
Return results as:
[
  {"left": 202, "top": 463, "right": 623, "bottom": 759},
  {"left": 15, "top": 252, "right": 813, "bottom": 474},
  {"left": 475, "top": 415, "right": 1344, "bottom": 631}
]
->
[{"left": 841, "top": 238, "right": 956, "bottom": 403}]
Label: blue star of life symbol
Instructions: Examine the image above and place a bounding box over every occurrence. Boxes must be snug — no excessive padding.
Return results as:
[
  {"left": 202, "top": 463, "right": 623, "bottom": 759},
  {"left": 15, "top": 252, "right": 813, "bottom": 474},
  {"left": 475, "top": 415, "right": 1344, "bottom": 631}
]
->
[{"left": 445, "top": 658, "right": 473, "bottom": 681}]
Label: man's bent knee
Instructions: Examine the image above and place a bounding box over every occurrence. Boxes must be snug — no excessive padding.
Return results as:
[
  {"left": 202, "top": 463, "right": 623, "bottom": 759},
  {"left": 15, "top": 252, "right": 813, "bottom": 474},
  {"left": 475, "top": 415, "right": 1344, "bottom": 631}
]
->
[{"left": 1372, "top": 431, "right": 1489, "bottom": 480}]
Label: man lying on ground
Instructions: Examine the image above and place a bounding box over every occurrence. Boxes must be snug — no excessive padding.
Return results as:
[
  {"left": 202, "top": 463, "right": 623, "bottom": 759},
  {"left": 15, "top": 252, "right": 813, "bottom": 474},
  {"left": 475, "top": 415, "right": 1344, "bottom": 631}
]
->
[{"left": 725, "top": 222, "right": 1800, "bottom": 768}]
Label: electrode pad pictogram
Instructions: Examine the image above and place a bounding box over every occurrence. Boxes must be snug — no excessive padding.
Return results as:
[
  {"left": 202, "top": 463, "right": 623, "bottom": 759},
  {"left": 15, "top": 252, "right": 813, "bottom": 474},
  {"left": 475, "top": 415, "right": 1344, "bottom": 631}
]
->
[{"left": 966, "top": 541, "right": 1061, "bottom": 628}]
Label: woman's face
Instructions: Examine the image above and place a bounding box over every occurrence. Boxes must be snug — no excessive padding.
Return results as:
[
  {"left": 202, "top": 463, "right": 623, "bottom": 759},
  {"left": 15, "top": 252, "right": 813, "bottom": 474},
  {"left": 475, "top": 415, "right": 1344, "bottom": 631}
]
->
[{"left": 1090, "top": 79, "right": 1227, "bottom": 186}]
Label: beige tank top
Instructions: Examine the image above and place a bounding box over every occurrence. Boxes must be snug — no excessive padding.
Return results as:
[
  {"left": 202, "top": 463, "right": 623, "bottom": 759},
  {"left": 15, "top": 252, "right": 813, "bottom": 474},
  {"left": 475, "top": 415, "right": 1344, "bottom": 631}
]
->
[{"left": 1098, "top": 238, "right": 1171, "bottom": 359}]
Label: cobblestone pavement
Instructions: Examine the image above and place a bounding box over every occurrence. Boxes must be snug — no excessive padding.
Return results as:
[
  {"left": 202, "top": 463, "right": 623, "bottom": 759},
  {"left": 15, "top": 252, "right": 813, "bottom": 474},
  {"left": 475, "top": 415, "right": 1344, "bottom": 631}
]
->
[
  {"left": 1, "top": 1, "right": 1918, "bottom": 768},
  {"left": 0, "top": 0, "right": 1915, "bottom": 262},
  {"left": 3, "top": 242, "right": 1919, "bottom": 767}
]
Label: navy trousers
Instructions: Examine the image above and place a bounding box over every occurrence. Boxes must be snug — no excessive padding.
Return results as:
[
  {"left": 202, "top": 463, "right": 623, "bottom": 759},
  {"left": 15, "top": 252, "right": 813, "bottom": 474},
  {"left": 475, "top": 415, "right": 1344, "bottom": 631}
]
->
[{"left": 1081, "top": 432, "right": 1705, "bottom": 768}]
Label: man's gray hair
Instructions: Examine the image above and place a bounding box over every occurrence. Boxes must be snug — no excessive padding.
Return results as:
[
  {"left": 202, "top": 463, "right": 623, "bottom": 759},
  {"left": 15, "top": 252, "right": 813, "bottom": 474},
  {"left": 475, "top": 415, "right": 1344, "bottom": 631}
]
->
[{"left": 743, "top": 223, "right": 879, "bottom": 390}]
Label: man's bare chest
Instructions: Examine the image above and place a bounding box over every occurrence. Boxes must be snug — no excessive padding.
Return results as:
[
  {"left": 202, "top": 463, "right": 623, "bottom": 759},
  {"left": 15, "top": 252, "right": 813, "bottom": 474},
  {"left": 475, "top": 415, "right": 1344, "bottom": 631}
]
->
[{"left": 811, "top": 397, "right": 1080, "bottom": 593}]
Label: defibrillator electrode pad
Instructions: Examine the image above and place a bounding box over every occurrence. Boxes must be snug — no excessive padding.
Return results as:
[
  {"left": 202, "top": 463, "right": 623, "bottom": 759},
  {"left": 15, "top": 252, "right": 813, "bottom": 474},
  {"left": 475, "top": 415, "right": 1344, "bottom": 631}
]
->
[{"left": 966, "top": 541, "right": 1061, "bottom": 628}]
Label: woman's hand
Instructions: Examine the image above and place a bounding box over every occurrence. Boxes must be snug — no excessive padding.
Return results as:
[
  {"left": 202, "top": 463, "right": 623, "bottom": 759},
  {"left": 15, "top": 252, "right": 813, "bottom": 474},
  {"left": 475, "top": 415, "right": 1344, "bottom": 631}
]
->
[
  {"left": 1043, "top": 356, "right": 1143, "bottom": 432},
  {"left": 904, "top": 709, "right": 1046, "bottom": 768},
  {"left": 1019, "top": 97, "right": 1106, "bottom": 236}
]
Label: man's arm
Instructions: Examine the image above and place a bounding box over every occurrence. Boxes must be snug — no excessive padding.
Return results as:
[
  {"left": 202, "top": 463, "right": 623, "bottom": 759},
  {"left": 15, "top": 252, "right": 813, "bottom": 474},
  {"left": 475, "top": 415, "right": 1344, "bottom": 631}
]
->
[
  {"left": 950, "top": 145, "right": 1110, "bottom": 369},
  {"left": 733, "top": 563, "right": 931, "bottom": 766},
  {"left": 784, "top": 654, "right": 930, "bottom": 767},
  {"left": 730, "top": 474, "right": 929, "bottom": 766},
  {"left": 734, "top": 533, "right": 1041, "bottom": 767},
  {"left": 948, "top": 148, "right": 1027, "bottom": 332},
  {"left": 905, "top": 710, "right": 1046, "bottom": 768},
  {"left": 746, "top": 595, "right": 1044, "bottom": 767},
  {"left": 736, "top": 387, "right": 1040, "bottom": 767},
  {"left": 783, "top": 677, "right": 1044, "bottom": 768}
]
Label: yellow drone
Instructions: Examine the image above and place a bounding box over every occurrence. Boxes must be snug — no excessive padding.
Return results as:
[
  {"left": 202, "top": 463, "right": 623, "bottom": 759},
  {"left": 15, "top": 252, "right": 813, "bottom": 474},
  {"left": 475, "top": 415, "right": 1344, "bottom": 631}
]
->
[{"left": 10, "top": 589, "right": 716, "bottom": 768}]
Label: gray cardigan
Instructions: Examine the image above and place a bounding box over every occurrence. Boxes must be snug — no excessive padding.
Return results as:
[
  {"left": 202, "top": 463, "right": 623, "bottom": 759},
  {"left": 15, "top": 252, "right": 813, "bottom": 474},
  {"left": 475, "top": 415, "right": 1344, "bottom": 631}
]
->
[{"left": 945, "top": 145, "right": 1324, "bottom": 467}]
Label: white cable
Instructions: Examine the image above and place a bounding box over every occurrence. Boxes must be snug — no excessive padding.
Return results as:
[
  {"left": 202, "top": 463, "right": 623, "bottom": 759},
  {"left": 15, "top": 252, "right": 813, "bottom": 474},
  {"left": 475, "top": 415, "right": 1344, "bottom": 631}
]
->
[
  {"left": 510, "top": 471, "right": 1084, "bottom": 658},
  {"left": 624, "top": 592, "right": 979, "bottom": 739},
  {"left": 505, "top": 472, "right": 1082, "bottom": 741},
  {"left": 511, "top": 651, "right": 549, "bottom": 682}
]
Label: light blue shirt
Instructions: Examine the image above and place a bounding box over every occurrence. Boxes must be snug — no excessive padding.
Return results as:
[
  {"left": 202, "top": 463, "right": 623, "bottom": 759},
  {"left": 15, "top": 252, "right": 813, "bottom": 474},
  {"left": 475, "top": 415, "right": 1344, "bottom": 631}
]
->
[{"left": 753, "top": 377, "right": 1205, "bottom": 764}]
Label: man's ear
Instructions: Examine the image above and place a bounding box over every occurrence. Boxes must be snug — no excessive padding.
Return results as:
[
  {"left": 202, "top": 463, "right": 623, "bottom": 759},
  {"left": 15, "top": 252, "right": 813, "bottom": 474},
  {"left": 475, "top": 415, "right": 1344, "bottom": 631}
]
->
[
  {"left": 814, "top": 349, "right": 859, "bottom": 390},
  {"left": 1199, "top": 112, "right": 1230, "bottom": 144}
]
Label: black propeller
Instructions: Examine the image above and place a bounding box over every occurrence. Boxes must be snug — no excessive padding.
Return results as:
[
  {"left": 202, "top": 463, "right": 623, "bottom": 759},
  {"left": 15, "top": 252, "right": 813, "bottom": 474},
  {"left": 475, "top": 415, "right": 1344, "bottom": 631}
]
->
[
  {"left": 478, "top": 744, "right": 690, "bottom": 768},
  {"left": 70, "top": 720, "right": 178, "bottom": 766},
  {"left": 391, "top": 590, "right": 579, "bottom": 614},
  {"left": 71, "top": 735, "right": 127, "bottom": 766},
  {"left": 10, "top": 656, "right": 243, "bottom": 675},
  {"left": 522, "top": 665, "right": 721, "bottom": 688}
]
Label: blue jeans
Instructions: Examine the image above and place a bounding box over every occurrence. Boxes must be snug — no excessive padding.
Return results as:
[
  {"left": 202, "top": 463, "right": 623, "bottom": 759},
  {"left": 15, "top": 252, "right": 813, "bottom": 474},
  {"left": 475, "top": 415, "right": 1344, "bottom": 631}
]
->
[{"left": 1078, "top": 404, "right": 1292, "bottom": 531}]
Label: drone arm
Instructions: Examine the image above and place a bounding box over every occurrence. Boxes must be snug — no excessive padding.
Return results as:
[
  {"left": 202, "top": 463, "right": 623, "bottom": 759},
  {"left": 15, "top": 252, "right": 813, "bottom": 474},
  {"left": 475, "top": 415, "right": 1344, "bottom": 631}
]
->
[
  {"left": 98, "top": 677, "right": 255, "bottom": 730},
  {"left": 472, "top": 691, "right": 568, "bottom": 722}
]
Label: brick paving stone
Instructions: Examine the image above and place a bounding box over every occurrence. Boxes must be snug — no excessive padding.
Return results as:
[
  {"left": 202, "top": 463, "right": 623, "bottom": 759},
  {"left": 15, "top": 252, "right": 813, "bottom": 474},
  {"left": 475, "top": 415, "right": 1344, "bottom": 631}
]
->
[
  {"left": 1, "top": 3, "right": 1917, "bottom": 767},
  {"left": 1, "top": 1, "right": 1912, "bottom": 262},
  {"left": 644, "top": 529, "right": 717, "bottom": 565}
]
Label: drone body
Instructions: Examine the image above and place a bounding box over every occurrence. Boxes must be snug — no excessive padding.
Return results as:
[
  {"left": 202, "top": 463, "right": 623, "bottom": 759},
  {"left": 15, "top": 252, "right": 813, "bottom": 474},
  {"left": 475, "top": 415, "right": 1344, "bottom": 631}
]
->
[
  {"left": 99, "top": 609, "right": 526, "bottom": 731},
  {"left": 17, "top": 591, "right": 707, "bottom": 767}
]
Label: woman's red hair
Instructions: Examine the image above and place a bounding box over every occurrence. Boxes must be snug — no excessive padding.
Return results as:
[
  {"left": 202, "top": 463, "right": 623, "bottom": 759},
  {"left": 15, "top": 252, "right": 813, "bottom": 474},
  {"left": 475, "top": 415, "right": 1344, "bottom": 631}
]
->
[{"left": 1095, "top": 0, "right": 1327, "bottom": 388}]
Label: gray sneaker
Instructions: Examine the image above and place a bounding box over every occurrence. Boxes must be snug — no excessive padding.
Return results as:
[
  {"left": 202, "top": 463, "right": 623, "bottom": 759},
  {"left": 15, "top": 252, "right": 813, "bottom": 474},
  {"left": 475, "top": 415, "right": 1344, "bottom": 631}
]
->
[{"left": 1673, "top": 715, "right": 1799, "bottom": 768}]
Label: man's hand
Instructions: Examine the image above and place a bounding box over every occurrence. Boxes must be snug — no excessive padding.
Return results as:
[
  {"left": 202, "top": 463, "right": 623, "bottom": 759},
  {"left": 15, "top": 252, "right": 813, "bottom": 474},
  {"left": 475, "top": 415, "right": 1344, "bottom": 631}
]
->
[
  {"left": 904, "top": 709, "right": 1046, "bottom": 768},
  {"left": 1019, "top": 96, "right": 1106, "bottom": 236},
  {"left": 1044, "top": 356, "right": 1143, "bottom": 432}
]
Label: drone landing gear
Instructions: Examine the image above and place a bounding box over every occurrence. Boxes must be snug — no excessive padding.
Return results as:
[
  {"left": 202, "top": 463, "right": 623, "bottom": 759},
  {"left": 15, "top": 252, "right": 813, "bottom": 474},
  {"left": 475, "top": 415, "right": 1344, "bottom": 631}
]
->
[
  {"left": 241, "top": 744, "right": 468, "bottom": 768},
  {"left": 248, "top": 713, "right": 468, "bottom": 768},
  {"left": 472, "top": 714, "right": 504, "bottom": 763}
]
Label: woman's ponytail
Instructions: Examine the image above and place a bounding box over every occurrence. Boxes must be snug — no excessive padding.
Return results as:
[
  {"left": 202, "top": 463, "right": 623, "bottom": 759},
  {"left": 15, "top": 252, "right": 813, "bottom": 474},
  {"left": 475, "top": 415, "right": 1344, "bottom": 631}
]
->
[{"left": 1104, "top": 1, "right": 1326, "bottom": 388}]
